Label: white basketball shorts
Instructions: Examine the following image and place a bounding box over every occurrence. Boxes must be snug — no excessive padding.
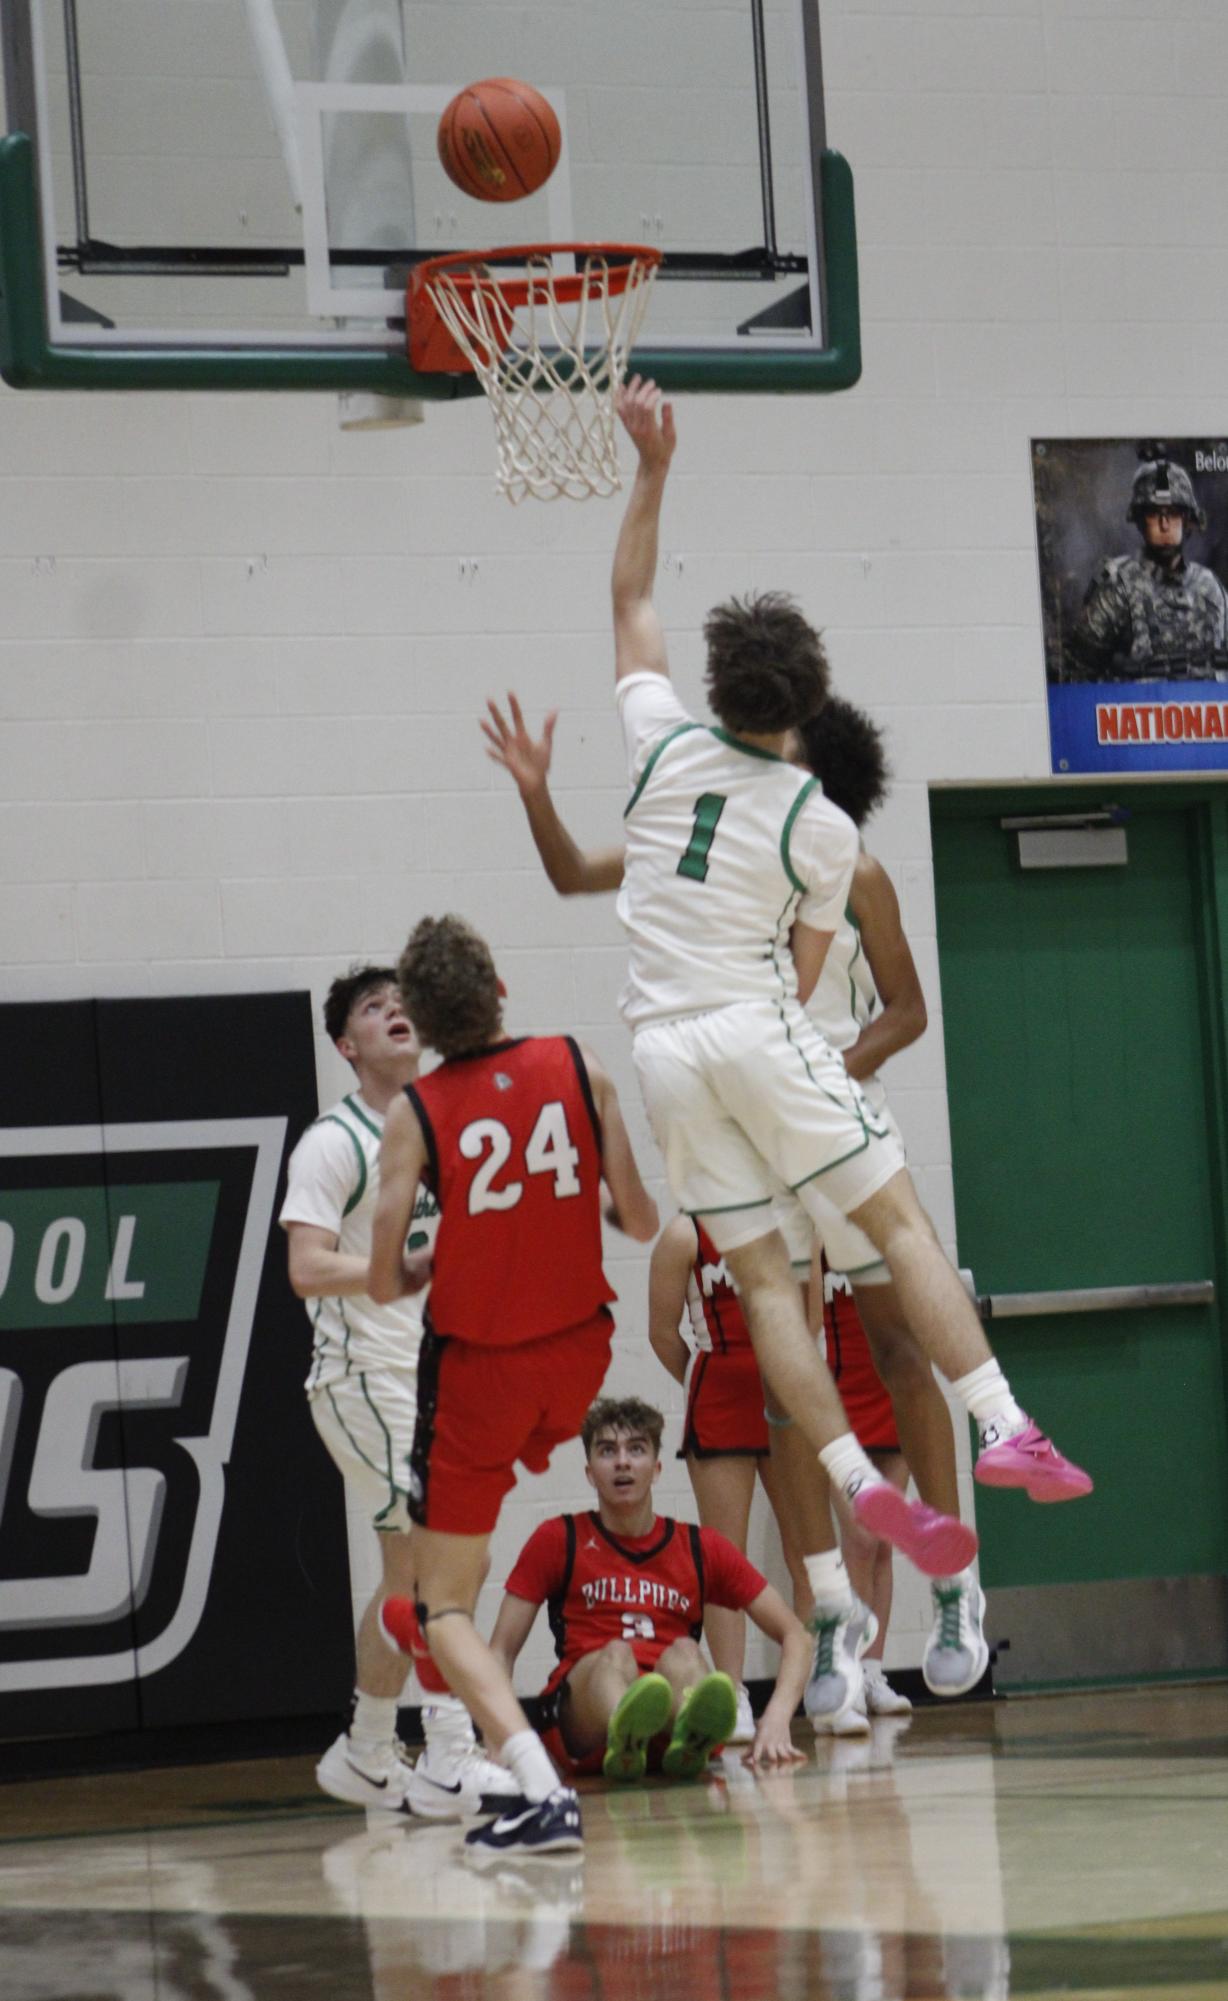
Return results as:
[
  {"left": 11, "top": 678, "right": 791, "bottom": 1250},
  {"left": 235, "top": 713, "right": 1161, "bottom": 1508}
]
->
[
  {"left": 774, "top": 1079, "right": 902, "bottom": 1284},
  {"left": 309, "top": 1364, "right": 418, "bottom": 1534},
  {"left": 632, "top": 998, "right": 906, "bottom": 1255}
]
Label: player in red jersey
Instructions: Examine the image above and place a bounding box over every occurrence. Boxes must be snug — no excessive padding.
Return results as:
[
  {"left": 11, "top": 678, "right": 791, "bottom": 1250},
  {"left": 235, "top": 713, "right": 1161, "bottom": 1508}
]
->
[
  {"left": 369, "top": 915, "right": 658, "bottom": 1858},
  {"left": 648, "top": 1214, "right": 811, "bottom": 1742},
  {"left": 491, "top": 1397, "right": 811, "bottom": 1779}
]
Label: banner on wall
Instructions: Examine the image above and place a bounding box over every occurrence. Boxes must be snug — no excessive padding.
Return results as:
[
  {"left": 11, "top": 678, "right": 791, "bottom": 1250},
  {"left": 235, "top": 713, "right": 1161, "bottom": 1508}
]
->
[
  {"left": 1032, "top": 437, "right": 1228, "bottom": 774},
  {"left": 0, "top": 995, "right": 353, "bottom": 1739}
]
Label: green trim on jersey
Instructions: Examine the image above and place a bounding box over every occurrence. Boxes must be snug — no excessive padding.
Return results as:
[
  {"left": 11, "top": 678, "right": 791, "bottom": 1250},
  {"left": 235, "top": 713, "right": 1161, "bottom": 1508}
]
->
[
  {"left": 708, "top": 726, "right": 786, "bottom": 763},
  {"left": 316, "top": 1112, "right": 368, "bottom": 1216},
  {"left": 344, "top": 1093, "right": 382, "bottom": 1139},
  {"left": 624, "top": 721, "right": 703, "bottom": 818},
  {"left": 780, "top": 778, "right": 822, "bottom": 894}
]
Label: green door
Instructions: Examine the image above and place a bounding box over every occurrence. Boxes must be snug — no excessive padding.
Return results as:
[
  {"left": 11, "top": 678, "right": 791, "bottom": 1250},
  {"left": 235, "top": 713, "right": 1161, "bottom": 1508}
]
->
[{"left": 931, "top": 788, "right": 1228, "bottom": 1687}]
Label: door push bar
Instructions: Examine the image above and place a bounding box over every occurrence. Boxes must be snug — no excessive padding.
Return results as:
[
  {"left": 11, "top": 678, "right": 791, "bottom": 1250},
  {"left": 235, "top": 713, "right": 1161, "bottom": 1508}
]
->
[{"left": 973, "top": 1280, "right": 1216, "bottom": 1321}]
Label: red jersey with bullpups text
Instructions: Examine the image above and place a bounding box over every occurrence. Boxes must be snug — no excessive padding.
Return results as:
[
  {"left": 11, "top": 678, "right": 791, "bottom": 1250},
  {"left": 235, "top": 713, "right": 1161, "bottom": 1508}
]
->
[
  {"left": 406, "top": 1035, "right": 615, "bottom": 1347},
  {"left": 506, "top": 1512, "right": 766, "bottom": 1676}
]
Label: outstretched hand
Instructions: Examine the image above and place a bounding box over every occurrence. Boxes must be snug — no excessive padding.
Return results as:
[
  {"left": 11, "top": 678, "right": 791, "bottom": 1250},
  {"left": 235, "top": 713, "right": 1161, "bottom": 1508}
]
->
[
  {"left": 616, "top": 374, "right": 676, "bottom": 474},
  {"left": 481, "top": 692, "right": 557, "bottom": 797}
]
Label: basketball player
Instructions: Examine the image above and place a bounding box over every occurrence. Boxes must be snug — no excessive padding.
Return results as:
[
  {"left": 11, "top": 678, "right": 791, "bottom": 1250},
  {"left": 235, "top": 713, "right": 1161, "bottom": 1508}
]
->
[
  {"left": 606, "top": 372, "right": 1089, "bottom": 1691},
  {"left": 819, "top": 1263, "right": 915, "bottom": 1725},
  {"left": 369, "top": 915, "right": 659, "bottom": 1857},
  {"left": 490, "top": 1397, "right": 811, "bottom": 1779},
  {"left": 647, "top": 1212, "right": 810, "bottom": 1743},
  {"left": 281, "top": 964, "right": 522, "bottom": 1818},
  {"left": 774, "top": 699, "right": 987, "bottom": 1716}
]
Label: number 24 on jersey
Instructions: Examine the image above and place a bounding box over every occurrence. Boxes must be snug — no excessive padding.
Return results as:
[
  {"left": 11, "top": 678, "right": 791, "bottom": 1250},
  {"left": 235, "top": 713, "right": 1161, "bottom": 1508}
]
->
[{"left": 460, "top": 1100, "right": 582, "bottom": 1215}]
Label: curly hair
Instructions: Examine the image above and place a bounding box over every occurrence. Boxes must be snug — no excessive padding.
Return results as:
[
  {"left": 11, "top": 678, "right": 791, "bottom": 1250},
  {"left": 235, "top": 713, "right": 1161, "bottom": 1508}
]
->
[
  {"left": 703, "top": 590, "right": 830, "bottom": 735},
  {"left": 795, "top": 694, "right": 890, "bottom": 829},
  {"left": 396, "top": 916, "right": 501, "bottom": 1061},
  {"left": 323, "top": 963, "right": 399, "bottom": 1045},
  {"left": 581, "top": 1396, "right": 665, "bottom": 1459}
]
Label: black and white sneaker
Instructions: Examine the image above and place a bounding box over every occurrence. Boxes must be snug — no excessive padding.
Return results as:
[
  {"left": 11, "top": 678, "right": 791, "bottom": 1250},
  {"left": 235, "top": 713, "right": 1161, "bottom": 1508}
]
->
[{"left": 463, "top": 1787, "right": 583, "bottom": 1858}]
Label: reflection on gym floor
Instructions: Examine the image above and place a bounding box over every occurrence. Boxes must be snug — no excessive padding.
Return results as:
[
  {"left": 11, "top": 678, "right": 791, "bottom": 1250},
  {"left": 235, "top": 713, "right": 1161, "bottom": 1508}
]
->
[{"left": 3, "top": 1684, "right": 1228, "bottom": 2000}]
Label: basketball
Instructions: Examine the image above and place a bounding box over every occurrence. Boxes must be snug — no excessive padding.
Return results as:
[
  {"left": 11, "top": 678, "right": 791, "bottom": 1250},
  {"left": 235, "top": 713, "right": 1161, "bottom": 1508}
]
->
[{"left": 437, "top": 77, "right": 561, "bottom": 203}]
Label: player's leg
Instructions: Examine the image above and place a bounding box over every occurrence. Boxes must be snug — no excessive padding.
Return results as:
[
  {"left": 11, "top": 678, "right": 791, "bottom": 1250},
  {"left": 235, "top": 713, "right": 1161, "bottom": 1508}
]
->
[
  {"left": 395, "top": 1330, "right": 595, "bottom": 1854},
  {"left": 844, "top": 1451, "right": 913, "bottom": 1719},
  {"left": 655, "top": 1637, "right": 738, "bottom": 1779},
  {"left": 404, "top": 1526, "right": 579, "bottom": 1854},
  {"left": 555, "top": 1642, "right": 673, "bottom": 1782},
  {"left": 308, "top": 1381, "right": 421, "bottom": 1811},
  {"left": 846, "top": 1169, "right": 1092, "bottom": 1502},
  {"left": 683, "top": 1450, "right": 757, "bottom": 1738},
  {"left": 636, "top": 1009, "right": 976, "bottom": 1576},
  {"left": 369, "top": 1532, "right": 522, "bottom": 1818},
  {"left": 558, "top": 1640, "right": 641, "bottom": 1756},
  {"left": 848, "top": 1274, "right": 987, "bottom": 1700}
]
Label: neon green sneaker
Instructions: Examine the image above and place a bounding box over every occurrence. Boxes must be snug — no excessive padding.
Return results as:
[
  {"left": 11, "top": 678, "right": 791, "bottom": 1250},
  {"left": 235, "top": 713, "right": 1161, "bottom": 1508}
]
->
[
  {"left": 602, "top": 1672, "right": 674, "bottom": 1782},
  {"left": 661, "top": 1672, "right": 738, "bottom": 1780}
]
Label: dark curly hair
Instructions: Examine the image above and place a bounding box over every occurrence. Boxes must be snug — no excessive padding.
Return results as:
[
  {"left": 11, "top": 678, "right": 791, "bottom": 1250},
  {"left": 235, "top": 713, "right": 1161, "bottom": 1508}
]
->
[
  {"left": 795, "top": 695, "right": 890, "bottom": 829},
  {"left": 323, "top": 963, "right": 399, "bottom": 1045},
  {"left": 397, "top": 915, "right": 501, "bottom": 1061},
  {"left": 581, "top": 1396, "right": 665, "bottom": 1459},
  {"left": 703, "top": 590, "right": 830, "bottom": 735}
]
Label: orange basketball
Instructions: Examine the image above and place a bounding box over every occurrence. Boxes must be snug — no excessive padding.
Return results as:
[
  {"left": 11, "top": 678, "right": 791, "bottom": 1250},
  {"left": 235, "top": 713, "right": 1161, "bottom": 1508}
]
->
[{"left": 437, "top": 77, "right": 561, "bottom": 203}]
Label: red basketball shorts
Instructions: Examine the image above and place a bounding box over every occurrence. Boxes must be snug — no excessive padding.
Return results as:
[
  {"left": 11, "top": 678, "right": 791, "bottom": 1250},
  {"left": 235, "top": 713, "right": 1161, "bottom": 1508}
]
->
[
  {"left": 679, "top": 1346, "right": 769, "bottom": 1458},
  {"left": 408, "top": 1308, "right": 614, "bottom": 1535}
]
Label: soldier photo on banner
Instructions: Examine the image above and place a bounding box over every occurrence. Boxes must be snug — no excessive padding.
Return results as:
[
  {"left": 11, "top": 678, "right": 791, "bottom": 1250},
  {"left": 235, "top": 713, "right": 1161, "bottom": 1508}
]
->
[{"left": 1032, "top": 438, "right": 1228, "bottom": 774}]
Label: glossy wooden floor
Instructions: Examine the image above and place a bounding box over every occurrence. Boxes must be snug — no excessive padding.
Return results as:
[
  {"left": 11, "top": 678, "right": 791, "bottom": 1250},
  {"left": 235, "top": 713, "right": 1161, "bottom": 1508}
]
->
[{"left": 4, "top": 1684, "right": 1228, "bottom": 2000}]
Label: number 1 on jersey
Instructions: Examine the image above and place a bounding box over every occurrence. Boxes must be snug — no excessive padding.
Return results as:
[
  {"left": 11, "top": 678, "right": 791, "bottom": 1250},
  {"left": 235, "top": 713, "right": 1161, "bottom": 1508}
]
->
[{"left": 677, "top": 792, "right": 727, "bottom": 882}]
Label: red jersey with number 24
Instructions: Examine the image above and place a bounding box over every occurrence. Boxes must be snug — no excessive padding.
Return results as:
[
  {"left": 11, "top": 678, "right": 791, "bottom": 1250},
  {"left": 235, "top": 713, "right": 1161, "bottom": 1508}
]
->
[
  {"left": 406, "top": 1035, "right": 615, "bottom": 1348},
  {"left": 506, "top": 1512, "right": 766, "bottom": 1677}
]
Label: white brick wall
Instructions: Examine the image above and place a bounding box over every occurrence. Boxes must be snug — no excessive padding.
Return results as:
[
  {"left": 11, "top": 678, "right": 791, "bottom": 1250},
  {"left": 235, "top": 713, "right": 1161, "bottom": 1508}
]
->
[{"left": 5, "top": 0, "right": 1228, "bottom": 1691}]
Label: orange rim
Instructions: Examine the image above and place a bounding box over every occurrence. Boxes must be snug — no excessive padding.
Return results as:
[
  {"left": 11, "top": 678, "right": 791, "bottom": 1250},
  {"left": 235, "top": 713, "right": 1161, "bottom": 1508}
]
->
[{"left": 415, "top": 241, "right": 661, "bottom": 310}]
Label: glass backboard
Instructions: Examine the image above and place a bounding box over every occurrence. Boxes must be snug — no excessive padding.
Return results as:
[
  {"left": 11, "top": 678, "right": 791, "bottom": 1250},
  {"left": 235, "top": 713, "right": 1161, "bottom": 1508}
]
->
[{"left": 0, "top": 0, "right": 858, "bottom": 395}]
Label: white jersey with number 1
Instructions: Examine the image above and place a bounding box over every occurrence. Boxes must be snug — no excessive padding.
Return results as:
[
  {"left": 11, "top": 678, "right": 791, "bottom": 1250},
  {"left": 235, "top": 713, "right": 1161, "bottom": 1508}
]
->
[{"left": 615, "top": 672, "right": 859, "bottom": 1029}]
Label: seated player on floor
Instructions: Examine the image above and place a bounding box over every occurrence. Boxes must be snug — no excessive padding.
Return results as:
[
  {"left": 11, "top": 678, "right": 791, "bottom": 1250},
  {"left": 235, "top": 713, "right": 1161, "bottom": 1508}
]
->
[{"left": 489, "top": 1397, "right": 812, "bottom": 1781}]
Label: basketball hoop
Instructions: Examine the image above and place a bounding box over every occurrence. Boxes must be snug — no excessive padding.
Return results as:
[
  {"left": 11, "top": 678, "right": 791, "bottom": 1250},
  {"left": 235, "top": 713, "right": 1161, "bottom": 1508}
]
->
[{"left": 408, "top": 243, "right": 661, "bottom": 503}]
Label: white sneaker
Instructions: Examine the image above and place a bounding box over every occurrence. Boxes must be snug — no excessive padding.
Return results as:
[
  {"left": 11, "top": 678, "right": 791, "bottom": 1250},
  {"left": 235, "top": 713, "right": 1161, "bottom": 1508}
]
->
[
  {"left": 728, "top": 1684, "right": 756, "bottom": 1744},
  {"left": 407, "top": 1702, "right": 526, "bottom": 1820},
  {"left": 923, "top": 1574, "right": 989, "bottom": 1698},
  {"left": 804, "top": 1594, "right": 877, "bottom": 1736},
  {"left": 316, "top": 1732, "right": 417, "bottom": 1813},
  {"left": 862, "top": 1664, "right": 912, "bottom": 1717}
]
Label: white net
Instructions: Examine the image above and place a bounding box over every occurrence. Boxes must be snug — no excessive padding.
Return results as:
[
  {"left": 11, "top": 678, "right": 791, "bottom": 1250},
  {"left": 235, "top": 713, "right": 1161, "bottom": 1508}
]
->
[{"left": 420, "top": 247, "right": 661, "bottom": 503}]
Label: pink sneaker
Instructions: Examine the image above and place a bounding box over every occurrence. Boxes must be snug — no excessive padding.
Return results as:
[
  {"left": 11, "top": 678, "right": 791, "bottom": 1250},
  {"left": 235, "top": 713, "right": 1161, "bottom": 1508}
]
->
[
  {"left": 852, "top": 1483, "right": 979, "bottom": 1578},
  {"left": 974, "top": 1419, "right": 1093, "bottom": 1503}
]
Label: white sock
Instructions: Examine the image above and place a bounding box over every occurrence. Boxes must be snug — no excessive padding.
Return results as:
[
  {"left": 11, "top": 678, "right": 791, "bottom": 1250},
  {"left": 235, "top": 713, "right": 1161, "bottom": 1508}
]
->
[
  {"left": 349, "top": 1690, "right": 398, "bottom": 1752},
  {"left": 818, "top": 1433, "right": 885, "bottom": 1510},
  {"left": 952, "top": 1360, "right": 1026, "bottom": 1440},
  {"left": 422, "top": 1696, "right": 476, "bottom": 1754},
  {"left": 500, "top": 1729, "right": 560, "bottom": 1806},
  {"left": 804, "top": 1549, "right": 851, "bottom": 1604}
]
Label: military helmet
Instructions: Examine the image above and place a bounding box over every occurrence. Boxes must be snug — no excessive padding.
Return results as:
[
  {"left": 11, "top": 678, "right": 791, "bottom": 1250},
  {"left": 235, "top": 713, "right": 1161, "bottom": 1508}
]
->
[{"left": 1128, "top": 457, "right": 1206, "bottom": 531}]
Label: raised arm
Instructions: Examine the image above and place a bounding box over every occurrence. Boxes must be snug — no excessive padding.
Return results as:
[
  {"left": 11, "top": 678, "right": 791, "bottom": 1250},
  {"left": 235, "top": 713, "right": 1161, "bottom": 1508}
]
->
[
  {"left": 842, "top": 852, "right": 927, "bottom": 1082},
  {"left": 578, "top": 1042, "right": 659, "bottom": 1243},
  {"left": 612, "top": 376, "right": 676, "bottom": 684},
  {"left": 647, "top": 1214, "right": 698, "bottom": 1387},
  {"left": 368, "top": 1091, "right": 429, "bottom": 1304},
  {"left": 482, "top": 693, "right": 625, "bottom": 895}
]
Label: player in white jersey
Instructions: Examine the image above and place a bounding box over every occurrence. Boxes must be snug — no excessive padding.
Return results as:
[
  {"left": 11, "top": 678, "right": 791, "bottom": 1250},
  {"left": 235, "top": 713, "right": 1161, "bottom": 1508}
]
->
[
  {"left": 773, "top": 699, "right": 985, "bottom": 1713},
  {"left": 280, "top": 964, "right": 521, "bottom": 1821},
  {"left": 607, "top": 374, "right": 1090, "bottom": 1586}
]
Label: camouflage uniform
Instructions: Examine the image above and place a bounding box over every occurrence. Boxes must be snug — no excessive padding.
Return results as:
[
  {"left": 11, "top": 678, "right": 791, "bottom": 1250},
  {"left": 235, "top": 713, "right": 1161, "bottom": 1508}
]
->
[{"left": 1065, "top": 458, "right": 1228, "bottom": 682}]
